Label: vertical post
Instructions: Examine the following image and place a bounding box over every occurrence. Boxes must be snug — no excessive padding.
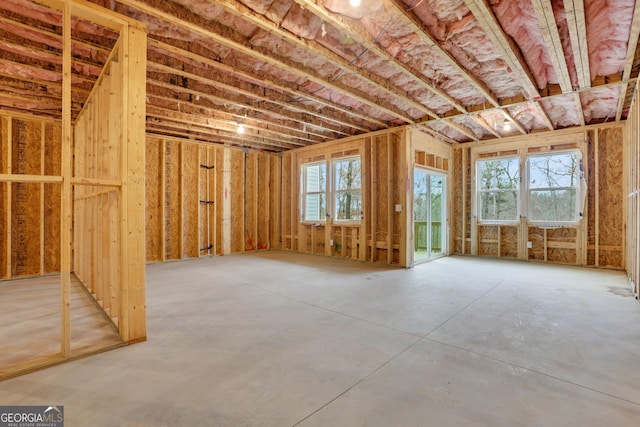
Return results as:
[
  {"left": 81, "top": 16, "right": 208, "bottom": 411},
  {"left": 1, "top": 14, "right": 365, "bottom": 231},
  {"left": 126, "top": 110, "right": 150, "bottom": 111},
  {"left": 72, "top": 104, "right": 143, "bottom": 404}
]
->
[
  {"left": 60, "top": 0, "right": 72, "bottom": 357},
  {"left": 594, "top": 131, "right": 600, "bottom": 266},
  {"left": 119, "top": 22, "right": 147, "bottom": 342},
  {"left": 5, "top": 117, "right": 12, "bottom": 277}
]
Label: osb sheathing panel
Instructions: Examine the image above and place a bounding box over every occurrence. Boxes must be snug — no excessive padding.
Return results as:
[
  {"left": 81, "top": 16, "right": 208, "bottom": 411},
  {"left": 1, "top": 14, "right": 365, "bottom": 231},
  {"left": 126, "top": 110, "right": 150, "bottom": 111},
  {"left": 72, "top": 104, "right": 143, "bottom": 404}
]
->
[
  {"left": 182, "top": 143, "right": 199, "bottom": 258},
  {"left": 43, "top": 123, "right": 61, "bottom": 273},
  {"left": 391, "top": 137, "right": 402, "bottom": 248},
  {"left": 452, "top": 148, "right": 463, "bottom": 254},
  {"left": 11, "top": 119, "right": 41, "bottom": 277},
  {"left": 269, "top": 155, "right": 280, "bottom": 249},
  {"left": 257, "top": 154, "right": 270, "bottom": 250},
  {"left": 145, "top": 138, "right": 162, "bottom": 262},
  {"left": 229, "top": 149, "right": 244, "bottom": 254},
  {"left": 215, "top": 146, "right": 224, "bottom": 255},
  {"left": 598, "top": 127, "right": 624, "bottom": 268},
  {"left": 281, "top": 153, "right": 292, "bottom": 250},
  {"left": 499, "top": 226, "right": 518, "bottom": 258},
  {"left": 478, "top": 225, "right": 498, "bottom": 257},
  {"left": 528, "top": 227, "right": 545, "bottom": 261},
  {"left": 374, "top": 135, "right": 390, "bottom": 256},
  {"left": 0, "top": 116, "right": 7, "bottom": 278},
  {"left": 547, "top": 228, "right": 578, "bottom": 264},
  {"left": 245, "top": 151, "right": 257, "bottom": 251},
  {"left": 164, "top": 140, "right": 182, "bottom": 260},
  {"left": 314, "top": 225, "right": 324, "bottom": 255},
  {"left": 198, "top": 145, "right": 213, "bottom": 255},
  {"left": 463, "top": 147, "right": 472, "bottom": 254},
  {"left": 587, "top": 130, "right": 596, "bottom": 265}
]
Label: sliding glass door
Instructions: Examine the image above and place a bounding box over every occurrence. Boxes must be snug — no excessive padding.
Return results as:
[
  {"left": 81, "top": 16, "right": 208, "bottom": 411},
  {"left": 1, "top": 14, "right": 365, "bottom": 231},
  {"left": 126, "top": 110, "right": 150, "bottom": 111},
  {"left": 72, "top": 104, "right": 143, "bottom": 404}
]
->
[{"left": 414, "top": 168, "right": 446, "bottom": 263}]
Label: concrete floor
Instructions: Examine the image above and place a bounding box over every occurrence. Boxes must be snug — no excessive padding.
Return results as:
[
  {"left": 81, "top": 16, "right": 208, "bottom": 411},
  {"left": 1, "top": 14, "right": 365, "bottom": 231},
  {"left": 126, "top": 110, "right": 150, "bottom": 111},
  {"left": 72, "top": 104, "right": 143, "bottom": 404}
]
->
[{"left": 1, "top": 251, "right": 639, "bottom": 426}]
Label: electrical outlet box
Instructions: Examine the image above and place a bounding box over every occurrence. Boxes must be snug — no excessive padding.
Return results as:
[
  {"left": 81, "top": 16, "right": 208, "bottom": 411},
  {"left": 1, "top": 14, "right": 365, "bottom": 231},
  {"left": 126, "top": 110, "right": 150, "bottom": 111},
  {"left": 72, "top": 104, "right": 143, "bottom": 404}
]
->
[
  {"left": 330, "top": 240, "right": 334, "bottom": 246},
  {"left": 527, "top": 241, "right": 533, "bottom": 248},
  {"left": 395, "top": 204, "right": 402, "bottom": 212}
]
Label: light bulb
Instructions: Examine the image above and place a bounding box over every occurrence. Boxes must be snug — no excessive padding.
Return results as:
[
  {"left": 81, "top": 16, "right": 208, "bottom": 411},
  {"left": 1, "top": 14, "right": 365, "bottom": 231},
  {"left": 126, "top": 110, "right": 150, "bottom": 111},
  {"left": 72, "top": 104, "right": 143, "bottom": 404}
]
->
[
  {"left": 237, "top": 124, "right": 245, "bottom": 134},
  {"left": 350, "top": 0, "right": 361, "bottom": 7}
]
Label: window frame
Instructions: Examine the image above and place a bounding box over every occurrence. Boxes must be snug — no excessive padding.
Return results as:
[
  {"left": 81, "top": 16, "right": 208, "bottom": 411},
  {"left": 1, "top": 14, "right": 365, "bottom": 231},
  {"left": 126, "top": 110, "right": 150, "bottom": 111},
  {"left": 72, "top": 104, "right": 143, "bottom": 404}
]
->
[
  {"left": 332, "top": 156, "right": 362, "bottom": 224},
  {"left": 299, "top": 155, "right": 363, "bottom": 225},
  {"left": 526, "top": 149, "right": 582, "bottom": 226},
  {"left": 300, "top": 161, "right": 327, "bottom": 223},
  {"left": 475, "top": 155, "right": 521, "bottom": 225}
]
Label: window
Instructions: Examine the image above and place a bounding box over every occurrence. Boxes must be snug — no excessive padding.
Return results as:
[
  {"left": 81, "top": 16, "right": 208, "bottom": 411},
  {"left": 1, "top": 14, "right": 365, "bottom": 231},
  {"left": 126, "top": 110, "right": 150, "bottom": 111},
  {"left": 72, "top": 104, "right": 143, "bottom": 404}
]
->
[
  {"left": 527, "top": 151, "right": 581, "bottom": 224},
  {"left": 301, "top": 161, "right": 326, "bottom": 221},
  {"left": 300, "top": 156, "right": 362, "bottom": 223},
  {"left": 477, "top": 157, "right": 520, "bottom": 222},
  {"left": 333, "top": 157, "right": 362, "bottom": 222}
]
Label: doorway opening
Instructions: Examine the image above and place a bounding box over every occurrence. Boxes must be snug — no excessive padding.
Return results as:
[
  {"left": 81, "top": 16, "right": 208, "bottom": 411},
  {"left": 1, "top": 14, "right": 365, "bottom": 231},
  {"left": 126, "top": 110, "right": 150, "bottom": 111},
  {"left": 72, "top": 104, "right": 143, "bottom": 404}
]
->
[{"left": 414, "top": 168, "right": 446, "bottom": 264}]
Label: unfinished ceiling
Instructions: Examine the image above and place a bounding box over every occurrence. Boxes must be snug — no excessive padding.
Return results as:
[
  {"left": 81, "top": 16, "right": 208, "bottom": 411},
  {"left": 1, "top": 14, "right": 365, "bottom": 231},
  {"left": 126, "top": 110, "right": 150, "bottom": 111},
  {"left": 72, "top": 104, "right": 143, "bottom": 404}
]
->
[{"left": 1, "top": 0, "right": 639, "bottom": 151}]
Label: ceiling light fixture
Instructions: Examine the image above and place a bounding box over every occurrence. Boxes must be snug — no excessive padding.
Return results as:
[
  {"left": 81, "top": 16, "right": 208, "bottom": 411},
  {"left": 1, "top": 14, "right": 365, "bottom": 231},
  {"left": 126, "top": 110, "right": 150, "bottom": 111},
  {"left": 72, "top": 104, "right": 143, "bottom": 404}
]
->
[
  {"left": 237, "top": 124, "right": 245, "bottom": 134},
  {"left": 503, "top": 120, "right": 512, "bottom": 131},
  {"left": 350, "top": 0, "right": 361, "bottom": 7}
]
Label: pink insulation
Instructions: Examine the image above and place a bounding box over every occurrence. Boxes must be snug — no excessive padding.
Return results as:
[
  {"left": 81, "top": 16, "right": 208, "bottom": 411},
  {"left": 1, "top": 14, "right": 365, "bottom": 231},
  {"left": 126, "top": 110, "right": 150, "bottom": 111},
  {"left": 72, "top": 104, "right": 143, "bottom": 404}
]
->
[
  {"left": 540, "top": 95, "right": 581, "bottom": 128},
  {"left": 581, "top": 86, "right": 621, "bottom": 123},
  {"left": 403, "top": 0, "right": 527, "bottom": 100},
  {"left": 586, "top": 0, "right": 635, "bottom": 77},
  {"left": 491, "top": 0, "right": 556, "bottom": 89}
]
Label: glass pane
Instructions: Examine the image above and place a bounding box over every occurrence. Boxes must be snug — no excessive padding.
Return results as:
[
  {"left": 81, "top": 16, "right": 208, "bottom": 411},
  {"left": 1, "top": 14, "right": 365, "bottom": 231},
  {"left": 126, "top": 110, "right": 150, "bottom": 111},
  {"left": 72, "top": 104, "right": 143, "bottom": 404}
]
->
[
  {"left": 430, "top": 175, "right": 443, "bottom": 254},
  {"left": 529, "top": 189, "right": 577, "bottom": 222},
  {"left": 479, "top": 191, "right": 518, "bottom": 221},
  {"left": 529, "top": 152, "right": 579, "bottom": 189},
  {"left": 414, "top": 171, "right": 428, "bottom": 259},
  {"left": 305, "top": 163, "right": 326, "bottom": 193},
  {"left": 334, "top": 158, "right": 361, "bottom": 191},
  {"left": 335, "top": 191, "right": 361, "bottom": 221},
  {"left": 478, "top": 158, "right": 519, "bottom": 190},
  {"left": 305, "top": 193, "right": 325, "bottom": 221}
]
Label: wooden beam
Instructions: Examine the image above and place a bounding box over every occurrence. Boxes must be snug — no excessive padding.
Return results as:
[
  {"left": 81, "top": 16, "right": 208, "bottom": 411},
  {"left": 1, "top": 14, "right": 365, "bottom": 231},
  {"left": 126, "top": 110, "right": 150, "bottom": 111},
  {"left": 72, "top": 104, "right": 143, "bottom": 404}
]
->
[
  {"left": 147, "top": 80, "right": 349, "bottom": 138},
  {"left": 286, "top": 0, "right": 492, "bottom": 140},
  {"left": 118, "top": 0, "right": 415, "bottom": 124},
  {"left": 464, "top": 0, "right": 540, "bottom": 99},
  {"left": 616, "top": 0, "right": 640, "bottom": 120},
  {"left": 145, "top": 107, "right": 303, "bottom": 149},
  {"left": 147, "top": 93, "right": 324, "bottom": 142},
  {"left": 147, "top": 39, "right": 379, "bottom": 131},
  {"left": 563, "top": 0, "right": 590, "bottom": 89},
  {"left": 60, "top": 0, "right": 72, "bottom": 358},
  {"left": 531, "top": 0, "right": 573, "bottom": 93},
  {"left": 383, "top": 0, "right": 499, "bottom": 105},
  {"left": 531, "top": 0, "right": 583, "bottom": 128}
]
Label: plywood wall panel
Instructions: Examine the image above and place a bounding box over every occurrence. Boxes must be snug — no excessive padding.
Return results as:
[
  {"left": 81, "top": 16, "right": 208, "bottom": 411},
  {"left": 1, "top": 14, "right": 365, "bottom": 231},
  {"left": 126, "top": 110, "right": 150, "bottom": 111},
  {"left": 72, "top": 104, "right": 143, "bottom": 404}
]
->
[
  {"left": 182, "top": 143, "right": 199, "bottom": 259},
  {"left": 145, "top": 138, "right": 162, "bottom": 262},
  {"left": 245, "top": 151, "right": 257, "bottom": 251},
  {"left": 452, "top": 148, "right": 463, "bottom": 254},
  {"left": 257, "top": 153, "right": 270, "bottom": 250},
  {"left": 11, "top": 119, "right": 41, "bottom": 277},
  {"left": 230, "top": 149, "right": 244, "bottom": 253},
  {"left": 215, "top": 145, "right": 224, "bottom": 255},
  {"left": 43, "top": 123, "right": 61, "bottom": 273},
  {"left": 597, "top": 127, "right": 624, "bottom": 268},
  {"left": 269, "top": 155, "right": 281, "bottom": 249},
  {"left": 499, "top": 226, "right": 518, "bottom": 258},
  {"left": 164, "top": 140, "right": 181, "bottom": 260},
  {"left": 0, "top": 116, "right": 8, "bottom": 278}
]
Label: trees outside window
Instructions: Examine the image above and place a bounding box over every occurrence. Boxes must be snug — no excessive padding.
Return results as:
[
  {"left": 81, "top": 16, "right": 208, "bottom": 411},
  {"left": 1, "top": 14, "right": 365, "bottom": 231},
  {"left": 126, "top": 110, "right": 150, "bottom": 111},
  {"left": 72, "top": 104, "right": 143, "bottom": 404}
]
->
[
  {"left": 300, "top": 156, "right": 361, "bottom": 223},
  {"left": 477, "top": 157, "right": 520, "bottom": 222},
  {"left": 475, "top": 150, "right": 583, "bottom": 226},
  {"left": 528, "top": 151, "right": 580, "bottom": 224},
  {"left": 334, "top": 157, "right": 362, "bottom": 222}
]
